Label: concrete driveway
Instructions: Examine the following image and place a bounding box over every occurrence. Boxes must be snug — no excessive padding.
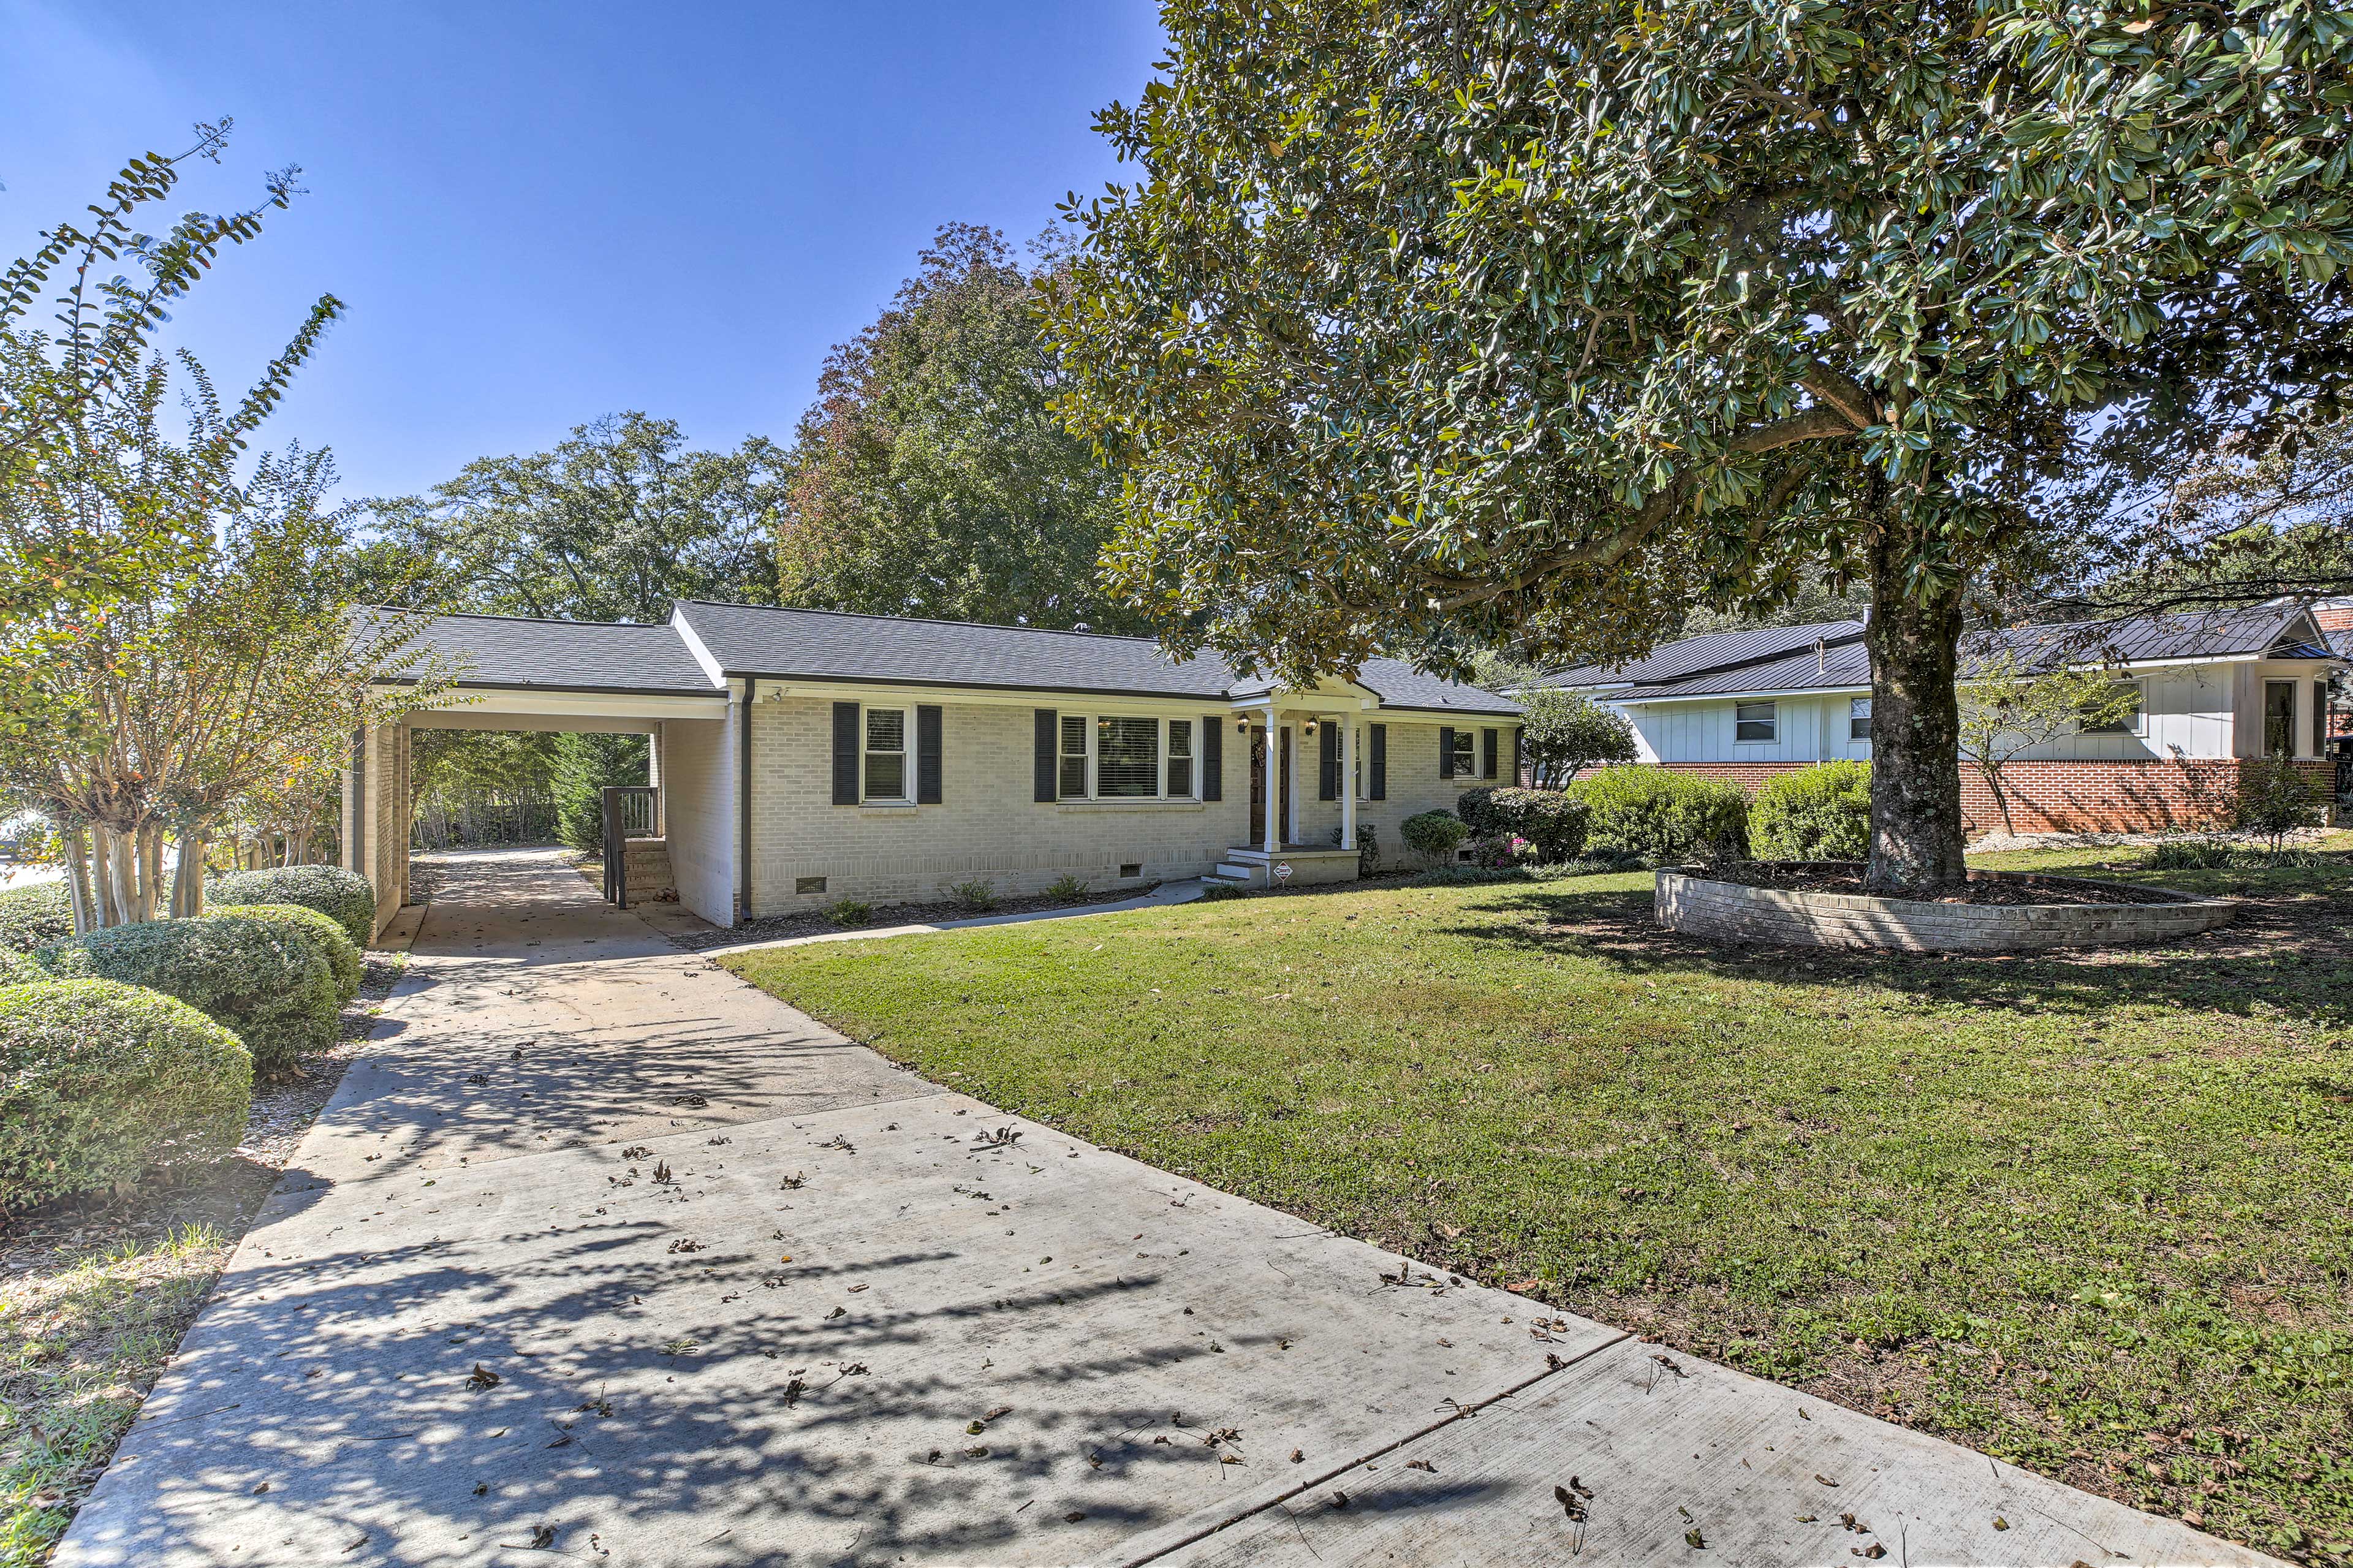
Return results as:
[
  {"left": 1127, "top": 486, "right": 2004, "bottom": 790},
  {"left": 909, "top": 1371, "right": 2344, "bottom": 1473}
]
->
[{"left": 59, "top": 848, "right": 2271, "bottom": 1567}]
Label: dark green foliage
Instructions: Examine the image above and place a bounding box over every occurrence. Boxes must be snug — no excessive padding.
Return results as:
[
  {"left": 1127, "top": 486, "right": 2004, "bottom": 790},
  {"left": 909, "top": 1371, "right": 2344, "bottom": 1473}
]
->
[
  {"left": 780, "top": 224, "right": 1142, "bottom": 632},
  {"left": 0, "top": 947, "right": 45, "bottom": 987},
  {"left": 367, "top": 412, "right": 782, "bottom": 623},
  {"left": 1517, "top": 690, "right": 1640, "bottom": 789},
  {"left": 211, "top": 902, "right": 361, "bottom": 1004},
  {"left": 1458, "top": 787, "right": 1591, "bottom": 863},
  {"left": 1401, "top": 810, "right": 1469, "bottom": 860},
  {"left": 553, "top": 732, "right": 650, "bottom": 852},
  {"left": 42, "top": 914, "right": 338, "bottom": 1072},
  {"left": 206, "top": 864, "right": 377, "bottom": 947},
  {"left": 1749, "top": 762, "right": 1874, "bottom": 863},
  {"left": 0, "top": 978, "right": 251, "bottom": 1211},
  {"left": 0, "top": 882, "right": 72, "bottom": 950},
  {"left": 1569, "top": 767, "right": 1749, "bottom": 864}
]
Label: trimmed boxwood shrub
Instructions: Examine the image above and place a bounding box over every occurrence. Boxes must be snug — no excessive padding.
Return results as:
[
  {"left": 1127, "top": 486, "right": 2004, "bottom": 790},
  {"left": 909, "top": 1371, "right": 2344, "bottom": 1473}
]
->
[
  {"left": 1401, "top": 810, "right": 1469, "bottom": 861},
  {"left": 206, "top": 865, "right": 376, "bottom": 947},
  {"left": 1751, "top": 761, "right": 1873, "bottom": 862},
  {"left": 213, "top": 902, "right": 362, "bottom": 1004},
  {"left": 1567, "top": 766, "right": 1750, "bottom": 863},
  {"left": 0, "top": 881, "right": 72, "bottom": 951},
  {"left": 0, "top": 947, "right": 46, "bottom": 988},
  {"left": 40, "top": 913, "right": 339, "bottom": 1072},
  {"left": 1, "top": 978, "right": 252, "bottom": 1211},
  {"left": 1458, "top": 787, "right": 1591, "bottom": 863}
]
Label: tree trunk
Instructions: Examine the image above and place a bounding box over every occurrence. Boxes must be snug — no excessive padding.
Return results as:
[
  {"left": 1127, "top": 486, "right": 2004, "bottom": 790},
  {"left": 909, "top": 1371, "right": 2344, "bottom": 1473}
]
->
[
  {"left": 1865, "top": 537, "right": 1969, "bottom": 896},
  {"left": 65, "top": 825, "right": 96, "bottom": 937},
  {"left": 170, "top": 831, "right": 207, "bottom": 918}
]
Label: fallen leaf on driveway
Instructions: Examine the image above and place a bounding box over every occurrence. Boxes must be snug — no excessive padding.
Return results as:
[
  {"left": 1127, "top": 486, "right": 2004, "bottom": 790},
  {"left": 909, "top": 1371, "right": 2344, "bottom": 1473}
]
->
[{"left": 468, "top": 1364, "right": 501, "bottom": 1390}]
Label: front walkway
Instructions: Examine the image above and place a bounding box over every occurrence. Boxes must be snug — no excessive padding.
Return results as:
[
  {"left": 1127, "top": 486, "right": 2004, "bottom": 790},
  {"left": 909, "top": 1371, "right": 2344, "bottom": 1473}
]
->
[{"left": 59, "top": 850, "right": 2271, "bottom": 1567}]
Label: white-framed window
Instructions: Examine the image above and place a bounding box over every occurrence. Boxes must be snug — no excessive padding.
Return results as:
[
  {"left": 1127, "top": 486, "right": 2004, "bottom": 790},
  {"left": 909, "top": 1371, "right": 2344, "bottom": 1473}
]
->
[
  {"left": 1059, "top": 714, "right": 1089, "bottom": 797},
  {"left": 1446, "top": 729, "right": 1476, "bottom": 776},
  {"left": 1166, "top": 719, "right": 1195, "bottom": 798},
  {"left": 1095, "top": 716, "right": 1160, "bottom": 798},
  {"left": 1055, "top": 714, "right": 1200, "bottom": 801},
  {"left": 864, "top": 705, "right": 912, "bottom": 802},
  {"left": 1849, "top": 696, "right": 1872, "bottom": 742},
  {"left": 1735, "top": 701, "right": 1778, "bottom": 743},
  {"left": 2080, "top": 681, "right": 2146, "bottom": 737}
]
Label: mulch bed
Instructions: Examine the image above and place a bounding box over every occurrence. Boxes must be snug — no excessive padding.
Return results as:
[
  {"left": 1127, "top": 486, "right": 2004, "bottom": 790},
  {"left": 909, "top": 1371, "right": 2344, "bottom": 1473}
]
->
[
  {"left": 668, "top": 882, "right": 1164, "bottom": 952},
  {"left": 1700, "top": 862, "right": 2188, "bottom": 906}
]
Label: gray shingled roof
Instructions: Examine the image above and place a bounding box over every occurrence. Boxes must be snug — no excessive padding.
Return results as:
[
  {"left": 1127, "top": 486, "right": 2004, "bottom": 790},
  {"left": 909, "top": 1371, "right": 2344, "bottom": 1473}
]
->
[
  {"left": 1590, "top": 604, "right": 2338, "bottom": 703},
  {"left": 388, "top": 611, "right": 722, "bottom": 695},
  {"left": 376, "top": 602, "right": 1518, "bottom": 714},
  {"left": 675, "top": 602, "right": 1516, "bottom": 713}
]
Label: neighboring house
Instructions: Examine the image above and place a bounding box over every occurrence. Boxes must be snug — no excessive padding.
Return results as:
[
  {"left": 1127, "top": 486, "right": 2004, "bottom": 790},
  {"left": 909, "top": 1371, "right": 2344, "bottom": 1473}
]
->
[
  {"left": 346, "top": 602, "right": 1521, "bottom": 935},
  {"left": 1533, "top": 604, "right": 2347, "bottom": 835}
]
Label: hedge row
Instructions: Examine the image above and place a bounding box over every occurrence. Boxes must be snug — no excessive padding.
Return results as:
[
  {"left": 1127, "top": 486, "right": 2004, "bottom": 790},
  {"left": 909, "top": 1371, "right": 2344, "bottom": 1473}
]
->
[
  {"left": 1, "top": 979, "right": 252, "bottom": 1211},
  {"left": 1567, "top": 767, "right": 1752, "bottom": 863},
  {"left": 207, "top": 864, "right": 376, "bottom": 946}
]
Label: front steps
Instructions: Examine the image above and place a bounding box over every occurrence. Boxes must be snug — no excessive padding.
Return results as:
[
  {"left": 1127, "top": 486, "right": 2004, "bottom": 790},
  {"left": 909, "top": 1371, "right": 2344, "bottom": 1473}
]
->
[{"left": 1207, "top": 845, "right": 1362, "bottom": 889}]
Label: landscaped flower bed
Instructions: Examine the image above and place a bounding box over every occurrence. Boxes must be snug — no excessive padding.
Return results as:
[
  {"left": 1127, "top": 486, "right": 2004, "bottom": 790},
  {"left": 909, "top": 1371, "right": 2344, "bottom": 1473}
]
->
[{"left": 1656, "top": 861, "right": 2238, "bottom": 952}]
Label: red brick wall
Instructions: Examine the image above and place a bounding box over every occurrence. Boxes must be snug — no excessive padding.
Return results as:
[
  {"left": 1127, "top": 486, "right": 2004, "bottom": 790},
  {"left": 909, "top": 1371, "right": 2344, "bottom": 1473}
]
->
[{"left": 1656, "top": 756, "right": 2333, "bottom": 835}]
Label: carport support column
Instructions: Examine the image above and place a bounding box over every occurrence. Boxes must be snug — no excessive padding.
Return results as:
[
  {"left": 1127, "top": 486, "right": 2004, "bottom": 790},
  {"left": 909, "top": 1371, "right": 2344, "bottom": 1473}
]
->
[{"left": 1262, "top": 708, "right": 1281, "bottom": 852}]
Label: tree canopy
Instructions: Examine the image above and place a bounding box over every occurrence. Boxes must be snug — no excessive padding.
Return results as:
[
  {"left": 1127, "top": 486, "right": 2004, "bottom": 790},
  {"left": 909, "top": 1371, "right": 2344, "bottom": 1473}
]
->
[
  {"left": 1047, "top": 0, "right": 2353, "bottom": 890},
  {"left": 369, "top": 412, "right": 783, "bottom": 623},
  {"left": 780, "top": 224, "right": 1142, "bottom": 632}
]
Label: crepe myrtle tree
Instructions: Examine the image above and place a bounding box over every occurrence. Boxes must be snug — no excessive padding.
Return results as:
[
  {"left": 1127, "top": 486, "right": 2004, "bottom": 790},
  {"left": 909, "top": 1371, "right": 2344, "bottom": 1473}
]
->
[{"left": 1046, "top": 0, "right": 2353, "bottom": 894}]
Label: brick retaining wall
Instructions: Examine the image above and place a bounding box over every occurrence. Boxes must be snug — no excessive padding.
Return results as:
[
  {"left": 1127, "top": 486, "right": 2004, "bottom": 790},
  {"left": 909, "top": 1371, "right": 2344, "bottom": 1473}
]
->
[
  {"left": 1658, "top": 756, "right": 2335, "bottom": 833},
  {"left": 1656, "top": 866, "right": 2239, "bottom": 952}
]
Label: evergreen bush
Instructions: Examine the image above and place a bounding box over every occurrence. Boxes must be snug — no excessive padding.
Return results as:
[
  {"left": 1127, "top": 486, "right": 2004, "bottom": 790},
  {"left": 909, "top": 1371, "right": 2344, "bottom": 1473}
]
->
[
  {"left": 1401, "top": 810, "right": 1469, "bottom": 861},
  {"left": 1749, "top": 762, "right": 1873, "bottom": 862},
  {"left": 1568, "top": 767, "right": 1750, "bottom": 863},
  {"left": 211, "top": 901, "right": 362, "bottom": 1004},
  {"left": 0, "top": 881, "right": 72, "bottom": 950},
  {"left": 40, "top": 913, "right": 339, "bottom": 1072},
  {"left": 205, "top": 865, "right": 376, "bottom": 947},
  {"left": 0, "top": 978, "right": 251, "bottom": 1211}
]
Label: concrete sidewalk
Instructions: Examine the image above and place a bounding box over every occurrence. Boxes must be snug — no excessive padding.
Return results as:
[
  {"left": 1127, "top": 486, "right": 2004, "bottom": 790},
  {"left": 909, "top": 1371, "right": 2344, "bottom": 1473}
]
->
[{"left": 58, "top": 848, "right": 2273, "bottom": 1567}]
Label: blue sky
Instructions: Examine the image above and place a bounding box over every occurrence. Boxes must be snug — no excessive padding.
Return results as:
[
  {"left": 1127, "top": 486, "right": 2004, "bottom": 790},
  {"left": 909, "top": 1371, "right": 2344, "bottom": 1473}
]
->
[{"left": 0, "top": 1, "right": 1164, "bottom": 499}]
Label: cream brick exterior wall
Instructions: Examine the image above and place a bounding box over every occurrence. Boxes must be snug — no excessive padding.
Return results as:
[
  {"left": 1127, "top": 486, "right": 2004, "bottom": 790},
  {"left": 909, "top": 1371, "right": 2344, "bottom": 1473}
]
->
[
  {"left": 659, "top": 714, "right": 736, "bottom": 926},
  {"left": 739, "top": 694, "right": 1519, "bottom": 915}
]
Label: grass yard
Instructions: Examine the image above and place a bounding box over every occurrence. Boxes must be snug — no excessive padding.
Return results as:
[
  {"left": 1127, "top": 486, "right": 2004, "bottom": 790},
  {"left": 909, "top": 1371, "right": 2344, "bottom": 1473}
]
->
[{"left": 726, "top": 835, "right": 2353, "bottom": 1566}]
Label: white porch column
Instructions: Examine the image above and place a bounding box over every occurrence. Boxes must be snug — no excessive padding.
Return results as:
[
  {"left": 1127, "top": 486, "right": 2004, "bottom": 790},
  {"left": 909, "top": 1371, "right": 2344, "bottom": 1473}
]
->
[
  {"left": 1340, "top": 721, "right": 1357, "bottom": 849},
  {"left": 1262, "top": 710, "right": 1282, "bottom": 851}
]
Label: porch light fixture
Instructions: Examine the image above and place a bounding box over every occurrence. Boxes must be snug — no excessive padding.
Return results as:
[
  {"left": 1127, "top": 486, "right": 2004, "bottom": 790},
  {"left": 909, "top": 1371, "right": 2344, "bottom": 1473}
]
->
[
  {"left": 1303, "top": 717, "right": 1318, "bottom": 735},
  {"left": 1236, "top": 716, "right": 1250, "bottom": 733}
]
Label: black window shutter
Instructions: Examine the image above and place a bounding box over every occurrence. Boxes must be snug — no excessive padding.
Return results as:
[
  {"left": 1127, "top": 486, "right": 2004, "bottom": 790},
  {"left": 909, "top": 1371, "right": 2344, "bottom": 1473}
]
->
[
  {"left": 917, "top": 705, "right": 943, "bottom": 804},
  {"left": 1318, "top": 723, "right": 1340, "bottom": 800},
  {"left": 1033, "top": 709, "right": 1057, "bottom": 803},
  {"left": 1439, "top": 725, "right": 1457, "bottom": 779},
  {"left": 1202, "top": 714, "right": 1223, "bottom": 801},
  {"left": 1369, "top": 724, "right": 1387, "bottom": 800},
  {"left": 1482, "top": 727, "right": 1499, "bottom": 780},
  {"left": 832, "top": 702, "right": 860, "bottom": 805}
]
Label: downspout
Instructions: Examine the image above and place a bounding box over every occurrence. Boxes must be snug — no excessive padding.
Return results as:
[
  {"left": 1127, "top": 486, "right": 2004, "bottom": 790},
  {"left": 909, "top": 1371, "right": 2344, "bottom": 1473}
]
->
[{"left": 737, "top": 678, "right": 755, "bottom": 923}]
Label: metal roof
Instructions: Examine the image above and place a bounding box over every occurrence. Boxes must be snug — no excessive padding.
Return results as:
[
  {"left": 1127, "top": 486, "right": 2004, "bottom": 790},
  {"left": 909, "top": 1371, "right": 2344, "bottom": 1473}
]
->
[
  {"left": 1589, "top": 604, "right": 2339, "bottom": 704},
  {"left": 1539, "top": 620, "right": 1867, "bottom": 689},
  {"left": 373, "top": 602, "right": 1519, "bottom": 714}
]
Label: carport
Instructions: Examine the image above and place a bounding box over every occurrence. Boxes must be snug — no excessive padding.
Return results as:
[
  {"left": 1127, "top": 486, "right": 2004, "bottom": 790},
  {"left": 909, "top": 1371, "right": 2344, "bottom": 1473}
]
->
[{"left": 345, "top": 610, "right": 736, "bottom": 936}]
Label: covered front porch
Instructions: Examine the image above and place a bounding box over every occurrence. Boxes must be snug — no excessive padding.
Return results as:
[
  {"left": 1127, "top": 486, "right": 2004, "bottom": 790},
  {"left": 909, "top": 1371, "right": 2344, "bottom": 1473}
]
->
[{"left": 1208, "top": 686, "right": 1382, "bottom": 887}]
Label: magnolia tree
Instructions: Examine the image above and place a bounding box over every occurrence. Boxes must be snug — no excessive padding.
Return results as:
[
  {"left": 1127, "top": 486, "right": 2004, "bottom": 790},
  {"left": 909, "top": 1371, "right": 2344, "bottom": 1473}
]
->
[{"left": 1047, "top": 0, "right": 2353, "bottom": 894}]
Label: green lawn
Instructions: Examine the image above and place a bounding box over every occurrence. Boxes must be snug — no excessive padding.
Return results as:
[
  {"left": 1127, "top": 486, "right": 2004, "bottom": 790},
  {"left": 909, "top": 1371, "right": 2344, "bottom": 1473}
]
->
[{"left": 724, "top": 838, "right": 2353, "bottom": 1566}]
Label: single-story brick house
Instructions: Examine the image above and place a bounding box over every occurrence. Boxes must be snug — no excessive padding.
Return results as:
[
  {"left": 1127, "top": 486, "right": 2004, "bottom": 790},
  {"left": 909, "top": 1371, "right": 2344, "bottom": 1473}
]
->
[
  {"left": 1533, "top": 603, "right": 2349, "bottom": 836},
  {"left": 345, "top": 602, "right": 1521, "bottom": 935}
]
